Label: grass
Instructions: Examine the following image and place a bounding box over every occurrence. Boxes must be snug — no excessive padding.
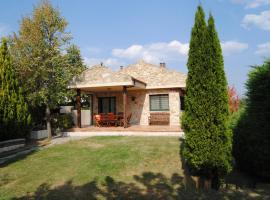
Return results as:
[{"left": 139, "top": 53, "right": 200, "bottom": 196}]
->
[{"left": 0, "top": 136, "right": 269, "bottom": 199}]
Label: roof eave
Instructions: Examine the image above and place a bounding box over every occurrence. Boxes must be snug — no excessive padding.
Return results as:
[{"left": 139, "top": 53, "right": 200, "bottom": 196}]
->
[
  {"left": 145, "top": 85, "right": 186, "bottom": 89},
  {"left": 68, "top": 81, "right": 135, "bottom": 89}
]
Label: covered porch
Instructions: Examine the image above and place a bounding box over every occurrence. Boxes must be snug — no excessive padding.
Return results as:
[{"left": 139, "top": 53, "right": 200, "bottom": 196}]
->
[
  {"left": 75, "top": 83, "right": 145, "bottom": 129},
  {"left": 70, "top": 65, "right": 147, "bottom": 128}
]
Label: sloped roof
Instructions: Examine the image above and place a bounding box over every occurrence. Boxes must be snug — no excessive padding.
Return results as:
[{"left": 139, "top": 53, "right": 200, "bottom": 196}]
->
[
  {"left": 69, "top": 61, "right": 186, "bottom": 89},
  {"left": 69, "top": 64, "right": 139, "bottom": 89},
  {"left": 120, "top": 60, "right": 186, "bottom": 89}
]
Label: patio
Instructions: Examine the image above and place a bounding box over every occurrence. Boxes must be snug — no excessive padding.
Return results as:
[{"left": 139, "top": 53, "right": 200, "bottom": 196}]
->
[
  {"left": 64, "top": 125, "right": 184, "bottom": 137},
  {"left": 68, "top": 125, "right": 182, "bottom": 132}
]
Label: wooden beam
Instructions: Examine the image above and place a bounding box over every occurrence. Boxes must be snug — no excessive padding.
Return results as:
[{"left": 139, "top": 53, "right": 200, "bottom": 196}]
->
[
  {"left": 123, "top": 86, "right": 127, "bottom": 128},
  {"left": 90, "top": 94, "right": 94, "bottom": 126},
  {"left": 76, "top": 89, "right": 81, "bottom": 128}
]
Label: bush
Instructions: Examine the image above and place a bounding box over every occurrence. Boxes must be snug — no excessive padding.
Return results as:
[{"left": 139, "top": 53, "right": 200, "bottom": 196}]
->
[
  {"left": 30, "top": 105, "right": 46, "bottom": 131},
  {"left": 233, "top": 60, "right": 270, "bottom": 179},
  {"left": 52, "top": 113, "right": 74, "bottom": 132},
  {"left": 228, "top": 102, "right": 245, "bottom": 131}
]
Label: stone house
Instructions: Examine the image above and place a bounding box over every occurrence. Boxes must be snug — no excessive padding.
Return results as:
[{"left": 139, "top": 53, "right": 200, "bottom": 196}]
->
[{"left": 69, "top": 60, "right": 186, "bottom": 127}]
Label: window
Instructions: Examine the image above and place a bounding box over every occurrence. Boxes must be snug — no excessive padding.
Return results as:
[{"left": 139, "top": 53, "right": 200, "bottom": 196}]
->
[
  {"left": 98, "top": 97, "right": 116, "bottom": 114},
  {"left": 180, "top": 95, "right": 185, "bottom": 111},
  {"left": 150, "top": 94, "right": 169, "bottom": 111}
]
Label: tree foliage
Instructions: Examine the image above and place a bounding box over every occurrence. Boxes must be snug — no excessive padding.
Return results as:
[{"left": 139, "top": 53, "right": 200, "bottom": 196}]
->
[
  {"left": 233, "top": 60, "right": 270, "bottom": 179},
  {"left": 65, "top": 44, "right": 86, "bottom": 74},
  {"left": 228, "top": 86, "right": 240, "bottom": 113},
  {"left": 10, "top": 1, "right": 84, "bottom": 138},
  {"left": 182, "top": 6, "right": 232, "bottom": 188},
  {"left": 0, "top": 38, "right": 31, "bottom": 141}
]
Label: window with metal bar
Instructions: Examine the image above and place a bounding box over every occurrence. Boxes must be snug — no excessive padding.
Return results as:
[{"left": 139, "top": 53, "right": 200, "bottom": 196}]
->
[{"left": 150, "top": 94, "right": 169, "bottom": 111}]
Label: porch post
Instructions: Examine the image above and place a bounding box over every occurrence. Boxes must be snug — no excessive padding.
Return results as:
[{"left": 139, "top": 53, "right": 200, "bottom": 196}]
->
[
  {"left": 90, "top": 94, "right": 94, "bottom": 125},
  {"left": 76, "top": 89, "right": 81, "bottom": 128},
  {"left": 123, "top": 86, "right": 127, "bottom": 128}
]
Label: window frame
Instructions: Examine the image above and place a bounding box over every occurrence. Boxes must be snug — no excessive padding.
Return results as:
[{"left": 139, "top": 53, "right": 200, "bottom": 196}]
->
[
  {"left": 149, "top": 94, "right": 170, "bottom": 111},
  {"left": 98, "top": 96, "right": 116, "bottom": 114},
  {"left": 180, "top": 95, "right": 185, "bottom": 111}
]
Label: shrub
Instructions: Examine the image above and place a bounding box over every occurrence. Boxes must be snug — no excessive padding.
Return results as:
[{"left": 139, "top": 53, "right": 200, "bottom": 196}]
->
[
  {"left": 228, "top": 102, "right": 245, "bottom": 131},
  {"left": 30, "top": 105, "right": 46, "bottom": 131},
  {"left": 233, "top": 60, "right": 270, "bottom": 179},
  {"left": 52, "top": 113, "right": 74, "bottom": 132}
]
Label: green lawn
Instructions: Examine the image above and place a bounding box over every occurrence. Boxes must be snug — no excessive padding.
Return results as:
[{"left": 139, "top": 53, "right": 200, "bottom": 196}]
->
[{"left": 0, "top": 137, "right": 269, "bottom": 200}]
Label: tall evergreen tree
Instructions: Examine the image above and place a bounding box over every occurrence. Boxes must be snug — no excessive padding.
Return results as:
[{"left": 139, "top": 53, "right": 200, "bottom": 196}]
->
[
  {"left": 182, "top": 7, "right": 231, "bottom": 189},
  {"left": 0, "top": 38, "right": 31, "bottom": 141},
  {"left": 233, "top": 59, "right": 270, "bottom": 179}
]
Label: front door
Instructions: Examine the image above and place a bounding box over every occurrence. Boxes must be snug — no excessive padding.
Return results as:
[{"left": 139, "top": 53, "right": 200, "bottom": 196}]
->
[{"left": 98, "top": 97, "right": 116, "bottom": 114}]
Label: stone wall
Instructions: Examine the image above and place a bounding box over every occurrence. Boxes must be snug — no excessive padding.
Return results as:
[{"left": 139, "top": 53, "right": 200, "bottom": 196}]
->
[{"left": 92, "top": 89, "right": 183, "bottom": 126}]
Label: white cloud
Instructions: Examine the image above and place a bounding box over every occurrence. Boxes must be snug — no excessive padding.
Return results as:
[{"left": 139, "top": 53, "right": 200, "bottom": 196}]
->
[
  {"left": 242, "top": 10, "right": 270, "bottom": 31},
  {"left": 112, "top": 40, "right": 189, "bottom": 64},
  {"left": 231, "top": 0, "right": 270, "bottom": 8},
  {"left": 255, "top": 42, "right": 270, "bottom": 54},
  {"left": 83, "top": 40, "right": 247, "bottom": 68},
  {"left": 112, "top": 45, "right": 144, "bottom": 60},
  {"left": 83, "top": 57, "right": 125, "bottom": 69},
  {"left": 247, "top": 0, "right": 270, "bottom": 8},
  {"left": 221, "top": 41, "right": 249, "bottom": 55}
]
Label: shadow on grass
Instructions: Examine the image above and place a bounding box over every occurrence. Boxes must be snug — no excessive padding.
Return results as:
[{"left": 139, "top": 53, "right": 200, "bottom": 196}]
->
[
  {"left": 0, "top": 147, "right": 39, "bottom": 168},
  {"left": 0, "top": 137, "right": 55, "bottom": 168},
  {"left": 11, "top": 171, "right": 269, "bottom": 200},
  {"left": 178, "top": 139, "right": 270, "bottom": 199}
]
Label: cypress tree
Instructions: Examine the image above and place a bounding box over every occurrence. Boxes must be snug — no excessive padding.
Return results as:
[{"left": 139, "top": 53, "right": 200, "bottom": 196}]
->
[
  {"left": 0, "top": 38, "right": 31, "bottom": 141},
  {"left": 182, "top": 7, "right": 231, "bottom": 189}
]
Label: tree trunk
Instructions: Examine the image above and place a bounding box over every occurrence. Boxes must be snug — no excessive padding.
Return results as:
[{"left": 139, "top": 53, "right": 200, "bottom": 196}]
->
[
  {"left": 211, "top": 173, "right": 220, "bottom": 190},
  {"left": 46, "top": 105, "right": 52, "bottom": 139}
]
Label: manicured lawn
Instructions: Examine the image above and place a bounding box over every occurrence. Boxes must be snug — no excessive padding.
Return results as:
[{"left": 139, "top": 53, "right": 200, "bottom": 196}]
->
[{"left": 0, "top": 137, "right": 269, "bottom": 199}]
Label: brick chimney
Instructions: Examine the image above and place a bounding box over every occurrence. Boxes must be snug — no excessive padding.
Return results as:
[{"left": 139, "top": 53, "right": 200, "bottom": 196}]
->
[{"left": 160, "top": 62, "right": 166, "bottom": 68}]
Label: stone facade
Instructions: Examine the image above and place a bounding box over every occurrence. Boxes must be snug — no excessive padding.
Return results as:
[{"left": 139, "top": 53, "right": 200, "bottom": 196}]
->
[
  {"left": 92, "top": 88, "right": 183, "bottom": 126},
  {"left": 71, "top": 60, "right": 186, "bottom": 127}
]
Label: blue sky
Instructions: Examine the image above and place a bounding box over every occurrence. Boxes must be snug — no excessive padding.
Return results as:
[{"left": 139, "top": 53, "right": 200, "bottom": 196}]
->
[{"left": 1, "top": 0, "right": 270, "bottom": 96}]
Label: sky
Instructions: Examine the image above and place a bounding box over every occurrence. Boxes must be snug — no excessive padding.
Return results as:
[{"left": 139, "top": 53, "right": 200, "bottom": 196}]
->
[{"left": 1, "top": 0, "right": 270, "bottom": 96}]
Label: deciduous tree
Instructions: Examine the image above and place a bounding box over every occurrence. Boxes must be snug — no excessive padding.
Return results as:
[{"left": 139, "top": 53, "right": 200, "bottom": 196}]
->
[
  {"left": 10, "top": 1, "right": 83, "bottom": 138},
  {"left": 228, "top": 86, "right": 240, "bottom": 113}
]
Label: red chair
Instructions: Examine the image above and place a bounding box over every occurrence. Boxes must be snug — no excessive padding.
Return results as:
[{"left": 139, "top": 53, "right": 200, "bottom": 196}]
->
[
  {"left": 94, "top": 115, "right": 102, "bottom": 127},
  {"left": 107, "top": 113, "right": 117, "bottom": 126}
]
